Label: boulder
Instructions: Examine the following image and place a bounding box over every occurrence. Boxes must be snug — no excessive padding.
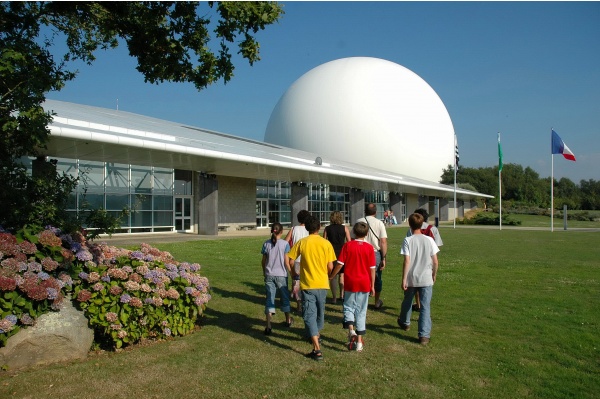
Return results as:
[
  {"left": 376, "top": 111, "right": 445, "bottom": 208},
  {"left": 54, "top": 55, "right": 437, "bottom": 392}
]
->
[{"left": 0, "top": 298, "right": 93, "bottom": 370}]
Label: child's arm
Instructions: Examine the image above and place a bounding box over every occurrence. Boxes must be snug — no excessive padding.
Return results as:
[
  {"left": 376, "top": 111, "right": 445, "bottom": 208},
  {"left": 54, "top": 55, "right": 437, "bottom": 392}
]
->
[
  {"left": 327, "top": 261, "right": 334, "bottom": 274},
  {"left": 431, "top": 253, "right": 439, "bottom": 283},
  {"left": 261, "top": 254, "right": 267, "bottom": 277},
  {"left": 284, "top": 228, "right": 293, "bottom": 243},
  {"left": 329, "top": 262, "right": 342, "bottom": 280},
  {"left": 370, "top": 266, "right": 376, "bottom": 296},
  {"left": 344, "top": 226, "right": 352, "bottom": 242},
  {"left": 402, "top": 255, "right": 410, "bottom": 291}
]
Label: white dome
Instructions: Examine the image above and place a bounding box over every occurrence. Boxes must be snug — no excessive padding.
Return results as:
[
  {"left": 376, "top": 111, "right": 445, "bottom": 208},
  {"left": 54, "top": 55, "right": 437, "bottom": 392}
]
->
[{"left": 264, "top": 57, "right": 455, "bottom": 182}]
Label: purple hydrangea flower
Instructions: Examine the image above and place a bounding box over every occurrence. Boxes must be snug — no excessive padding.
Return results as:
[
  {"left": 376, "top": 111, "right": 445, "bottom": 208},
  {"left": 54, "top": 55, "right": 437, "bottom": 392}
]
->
[
  {"left": 166, "top": 270, "right": 179, "bottom": 280},
  {"left": 130, "top": 251, "right": 144, "bottom": 260},
  {"left": 163, "top": 327, "right": 172, "bottom": 337},
  {"left": 6, "top": 314, "right": 17, "bottom": 324},
  {"left": 20, "top": 314, "right": 35, "bottom": 325},
  {"left": 76, "top": 250, "right": 93, "bottom": 262},
  {"left": 28, "top": 262, "right": 42, "bottom": 273},
  {"left": 70, "top": 242, "right": 82, "bottom": 252},
  {"left": 79, "top": 272, "right": 89, "bottom": 281},
  {"left": 165, "top": 263, "right": 178, "bottom": 272},
  {"left": 101, "top": 275, "right": 111, "bottom": 283},
  {"left": 143, "top": 254, "right": 154, "bottom": 262},
  {"left": 120, "top": 293, "right": 131, "bottom": 303},
  {"left": 38, "top": 272, "right": 50, "bottom": 281},
  {"left": 46, "top": 287, "right": 58, "bottom": 300}
]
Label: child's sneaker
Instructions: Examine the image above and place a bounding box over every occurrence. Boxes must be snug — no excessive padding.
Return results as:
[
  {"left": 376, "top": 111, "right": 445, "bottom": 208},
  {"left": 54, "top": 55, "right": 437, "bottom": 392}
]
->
[
  {"left": 356, "top": 341, "right": 364, "bottom": 352},
  {"left": 347, "top": 330, "right": 358, "bottom": 351}
]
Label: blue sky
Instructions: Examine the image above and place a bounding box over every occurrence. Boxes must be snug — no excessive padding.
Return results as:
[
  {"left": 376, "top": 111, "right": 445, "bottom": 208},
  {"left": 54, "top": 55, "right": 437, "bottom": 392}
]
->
[{"left": 46, "top": 1, "right": 600, "bottom": 183}]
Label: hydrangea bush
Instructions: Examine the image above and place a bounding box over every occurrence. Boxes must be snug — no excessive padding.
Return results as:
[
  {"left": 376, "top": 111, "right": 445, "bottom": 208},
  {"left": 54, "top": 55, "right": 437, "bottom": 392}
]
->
[
  {"left": 0, "top": 226, "right": 74, "bottom": 346},
  {"left": 0, "top": 226, "right": 211, "bottom": 349}
]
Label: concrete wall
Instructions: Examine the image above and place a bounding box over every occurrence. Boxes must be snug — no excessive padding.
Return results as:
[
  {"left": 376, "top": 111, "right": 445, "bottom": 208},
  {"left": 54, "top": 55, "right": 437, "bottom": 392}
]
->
[
  {"left": 291, "top": 183, "right": 309, "bottom": 227},
  {"left": 349, "top": 189, "right": 365, "bottom": 223},
  {"left": 196, "top": 174, "right": 218, "bottom": 235},
  {"left": 217, "top": 176, "right": 256, "bottom": 228}
]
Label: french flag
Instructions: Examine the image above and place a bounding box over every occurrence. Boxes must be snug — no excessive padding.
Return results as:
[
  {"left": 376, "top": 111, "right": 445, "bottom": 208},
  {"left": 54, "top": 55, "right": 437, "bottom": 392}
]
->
[{"left": 551, "top": 130, "right": 576, "bottom": 161}]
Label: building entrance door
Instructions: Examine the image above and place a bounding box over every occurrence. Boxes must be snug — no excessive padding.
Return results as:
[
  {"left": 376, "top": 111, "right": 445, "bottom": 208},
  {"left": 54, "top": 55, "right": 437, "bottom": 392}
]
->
[
  {"left": 175, "top": 196, "right": 193, "bottom": 232},
  {"left": 256, "top": 199, "right": 267, "bottom": 228}
]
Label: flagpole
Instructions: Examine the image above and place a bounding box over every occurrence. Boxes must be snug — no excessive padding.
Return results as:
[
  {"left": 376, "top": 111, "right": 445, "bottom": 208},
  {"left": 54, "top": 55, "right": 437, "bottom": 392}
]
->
[
  {"left": 498, "top": 132, "right": 502, "bottom": 231},
  {"left": 453, "top": 134, "right": 457, "bottom": 229},
  {"left": 551, "top": 129, "right": 554, "bottom": 232},
  {"left": 453, "top": 156, "right": 457, "bottom": 229}
]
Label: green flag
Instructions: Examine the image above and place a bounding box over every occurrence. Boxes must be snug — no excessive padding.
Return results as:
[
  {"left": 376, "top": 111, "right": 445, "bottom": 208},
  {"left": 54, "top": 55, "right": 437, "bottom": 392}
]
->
[{"left": 498, "top": 133, "right": 503, "bottom": 172}]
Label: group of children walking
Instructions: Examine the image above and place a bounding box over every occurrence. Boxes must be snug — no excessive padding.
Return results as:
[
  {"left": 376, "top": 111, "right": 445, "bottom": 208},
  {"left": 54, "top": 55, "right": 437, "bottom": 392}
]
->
[{"left": 260, "top": 206, "right": 440, "bottom": 361}]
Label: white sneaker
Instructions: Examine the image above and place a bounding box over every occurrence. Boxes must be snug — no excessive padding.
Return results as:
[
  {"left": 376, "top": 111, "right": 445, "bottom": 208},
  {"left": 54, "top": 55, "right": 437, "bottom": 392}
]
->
[{"left": 356, "top": 342, "right": 364, "bottom": 352}]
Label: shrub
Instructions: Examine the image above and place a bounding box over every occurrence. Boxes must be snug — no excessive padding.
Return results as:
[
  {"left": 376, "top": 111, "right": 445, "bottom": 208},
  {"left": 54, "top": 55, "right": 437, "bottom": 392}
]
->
[
  {"left": 460, "top": 212, "right": 521, "bottom": 226},
  {"left": 71, "top": 242, "right": 211, "bottom": 349},
  {"left": 0, "top": 226, "right": 211, "bottom": 349},
  {"left": 0, "top": 226, "right": 74, "bottom": 346}
]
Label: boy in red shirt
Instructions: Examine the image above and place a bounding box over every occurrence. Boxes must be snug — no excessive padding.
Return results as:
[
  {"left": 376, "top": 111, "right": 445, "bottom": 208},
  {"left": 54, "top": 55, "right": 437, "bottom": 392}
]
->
[{"left": 329, "top": 222, "right": 376, "bottom": 352}]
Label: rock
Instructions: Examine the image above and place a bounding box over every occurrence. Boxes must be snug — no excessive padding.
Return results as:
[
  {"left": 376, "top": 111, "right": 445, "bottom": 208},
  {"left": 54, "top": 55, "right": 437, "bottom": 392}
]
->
[{"left": 0, "top": 298, "right": 93, "bottom": 370}]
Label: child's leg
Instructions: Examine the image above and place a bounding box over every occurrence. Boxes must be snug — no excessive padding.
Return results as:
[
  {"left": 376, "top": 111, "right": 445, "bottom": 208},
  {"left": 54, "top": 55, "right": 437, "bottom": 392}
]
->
[
  {"left": 277, "top": 277, "right": 293, "bottom": 325},
  {"left": 398, "top": 287, "right": 416, "bottom": 327},
  {"left": 266, "top": 311, "right": 272, "bottom": 330},
  {"left": 265, "top": 277, "right": 277, "bottom": 320},
  {"left": 355, "top": 291, "right": 369, "bottom": 336},
  {"left": 265, "top": 277, "right": 277, "bottom": 333},
  {"left": 414, "top": 290, "right": 421, "bottom": 311},
  {"left": 330, "top": 273, "right": 338, "bottom": 303},
  {"left": 417, "top": 286, "right": 433, "bottom": 339}
]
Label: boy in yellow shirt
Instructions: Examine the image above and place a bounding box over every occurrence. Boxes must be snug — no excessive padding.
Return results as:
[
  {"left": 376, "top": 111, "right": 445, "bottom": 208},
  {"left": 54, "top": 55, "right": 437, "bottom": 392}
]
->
[{"left": 288, "top": 215, "right": 336, "bottom": 361}]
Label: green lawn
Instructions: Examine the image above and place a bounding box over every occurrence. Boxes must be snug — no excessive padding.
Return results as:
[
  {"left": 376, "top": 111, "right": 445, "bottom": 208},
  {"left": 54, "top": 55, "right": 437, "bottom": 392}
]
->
[{"left": 1, "top": 228, "right": 599, "bottom": 398}]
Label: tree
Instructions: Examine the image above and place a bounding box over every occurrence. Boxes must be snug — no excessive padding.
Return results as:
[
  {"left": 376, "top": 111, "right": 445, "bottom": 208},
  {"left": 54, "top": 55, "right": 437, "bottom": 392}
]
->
[
  {"left": 580, "top": 179, "right": 600, "bottom": 210},
  {"left": 0, "top": 1, "right": 284, "bottom": 230}
]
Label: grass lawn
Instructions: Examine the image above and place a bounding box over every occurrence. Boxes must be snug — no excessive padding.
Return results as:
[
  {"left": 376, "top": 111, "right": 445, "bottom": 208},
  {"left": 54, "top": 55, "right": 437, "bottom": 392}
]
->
[{"left": 1, "top": 228, "right": 599, "bottom": 398}]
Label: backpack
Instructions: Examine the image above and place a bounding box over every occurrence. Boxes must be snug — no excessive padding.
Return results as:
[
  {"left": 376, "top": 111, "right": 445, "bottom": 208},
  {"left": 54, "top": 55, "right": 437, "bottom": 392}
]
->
[{"left": 421, "top": 224, "right": 435, "bottom": 239}]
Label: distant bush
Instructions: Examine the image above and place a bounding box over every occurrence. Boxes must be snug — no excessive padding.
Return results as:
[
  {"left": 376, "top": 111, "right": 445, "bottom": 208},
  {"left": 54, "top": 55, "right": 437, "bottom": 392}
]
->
[
  {"left": 553, "top": 211, "right": 598, "bottom": 222},
  {"left": 460, "top": 212, "right": 521, "bottom": 226}
]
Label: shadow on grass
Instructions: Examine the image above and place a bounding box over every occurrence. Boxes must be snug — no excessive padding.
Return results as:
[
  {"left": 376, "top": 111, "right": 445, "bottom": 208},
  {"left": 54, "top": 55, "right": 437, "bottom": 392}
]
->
[
  {"left": 201, "top": 306, "right": 304, "bottom": 353},
  {"left": 208, "top": 286, "right": 351, "bottom": 353},
  {"left": 211, "top": 286, "right": 264, "bottom": 306},
  {"left": 365, "top": 305, "right": 426, "bottom": 345},
  {"left": 241, "top": 281, "right": 265, "bottom": 296}
]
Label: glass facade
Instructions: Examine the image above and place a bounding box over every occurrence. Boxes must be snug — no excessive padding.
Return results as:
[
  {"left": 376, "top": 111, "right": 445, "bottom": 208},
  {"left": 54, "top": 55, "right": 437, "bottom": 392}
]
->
[
  {"left": 256, "top": 180, "right": 292, "bottom": 225},
  {"left": 364, "top": 190, "right": 390, "bottom": 220},
  {"left": 54, "top": 158, "right": 175, "bottom": 233},
  {"left": 31, "top": 157, "right": 394, "bottom": 234},
  {"left": 309, "top": 184, "right": 351, "bottom": 224}
]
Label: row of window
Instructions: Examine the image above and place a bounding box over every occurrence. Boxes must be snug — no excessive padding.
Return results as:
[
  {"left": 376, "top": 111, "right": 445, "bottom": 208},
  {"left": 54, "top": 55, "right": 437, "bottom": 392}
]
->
[{"left": 31, "top": 159, "right": 397, "bottom": 232}]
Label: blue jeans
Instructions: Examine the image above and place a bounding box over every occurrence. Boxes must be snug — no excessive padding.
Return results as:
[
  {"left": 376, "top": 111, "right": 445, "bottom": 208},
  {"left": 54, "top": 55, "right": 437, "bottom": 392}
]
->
[
  {"left": 302, "top": 289, "right": 327, "bottom": 337},
  {"left": 265, "top": 276, "right": 291, "bottom": 314},
  {"left": 342, "top": 291, "right": 370, "bottom": 335},
  {"left": 399, "top": 285, "right": 433, "bottom": 338}
]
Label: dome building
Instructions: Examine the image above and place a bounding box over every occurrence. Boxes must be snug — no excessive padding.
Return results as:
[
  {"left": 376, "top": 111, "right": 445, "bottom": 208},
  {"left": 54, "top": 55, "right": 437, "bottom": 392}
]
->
[{"left": 265, "top": 57, "right": 455, "bottom": 182}]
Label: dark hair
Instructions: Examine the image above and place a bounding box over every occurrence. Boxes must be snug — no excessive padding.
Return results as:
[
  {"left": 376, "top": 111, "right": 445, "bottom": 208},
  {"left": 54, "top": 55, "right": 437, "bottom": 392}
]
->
[
  {"left": 270, "top": 222, "right": 283, "bottom": 245},
  {"left": 304, "top": 215, "right": 321, "bottom": 234},
  {"left": 353, "top": 222, "right": 368, "bottom": 238},
  {"left": 408, "top": 213, "right": 424, "bottom": 231},
  {"left": 413, "top": 208, "right": 429, "bottom": 222},
  {"left": 297, "top": 210, "right": 311, "bottom": 224},
  {"left": 365, "top": 203, "right": 377, "bottom": 216}
]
